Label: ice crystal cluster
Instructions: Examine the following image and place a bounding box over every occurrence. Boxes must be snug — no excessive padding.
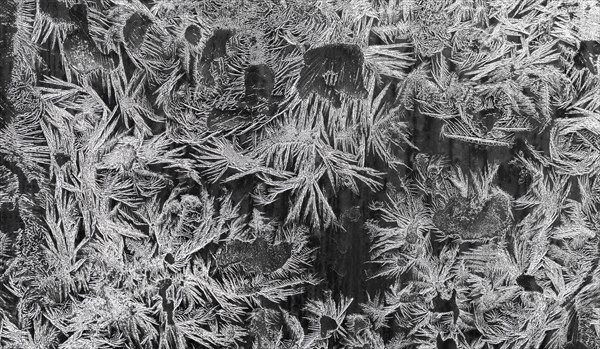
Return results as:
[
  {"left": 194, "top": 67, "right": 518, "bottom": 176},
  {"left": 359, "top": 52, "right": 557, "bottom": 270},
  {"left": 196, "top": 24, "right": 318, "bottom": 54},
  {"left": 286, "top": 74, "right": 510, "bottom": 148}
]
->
[{"left": 0, "top": 0, "right": 600, "bottom": 348}]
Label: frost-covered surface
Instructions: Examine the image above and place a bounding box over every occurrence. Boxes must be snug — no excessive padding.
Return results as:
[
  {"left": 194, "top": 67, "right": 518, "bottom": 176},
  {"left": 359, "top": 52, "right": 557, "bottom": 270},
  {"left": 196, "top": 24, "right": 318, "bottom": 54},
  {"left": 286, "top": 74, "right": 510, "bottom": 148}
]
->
[{"left": 1, "top": 0, "right": 600, "bottom": 348}]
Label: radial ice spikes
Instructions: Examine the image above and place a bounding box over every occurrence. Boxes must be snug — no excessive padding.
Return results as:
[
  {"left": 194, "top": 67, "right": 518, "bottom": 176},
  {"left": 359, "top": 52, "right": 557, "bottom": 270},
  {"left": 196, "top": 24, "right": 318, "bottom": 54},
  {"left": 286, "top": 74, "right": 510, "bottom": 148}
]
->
[{"left": 2, "top": 0, "right": 600, "bottom": 348}]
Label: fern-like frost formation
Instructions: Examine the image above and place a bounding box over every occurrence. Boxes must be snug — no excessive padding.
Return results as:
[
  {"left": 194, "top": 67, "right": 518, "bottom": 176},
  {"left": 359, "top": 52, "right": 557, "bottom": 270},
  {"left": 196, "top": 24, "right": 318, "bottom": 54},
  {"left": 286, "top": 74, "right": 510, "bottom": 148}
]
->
[{"left": 0, "top": 0, "right": 600, "bottom": 348}]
